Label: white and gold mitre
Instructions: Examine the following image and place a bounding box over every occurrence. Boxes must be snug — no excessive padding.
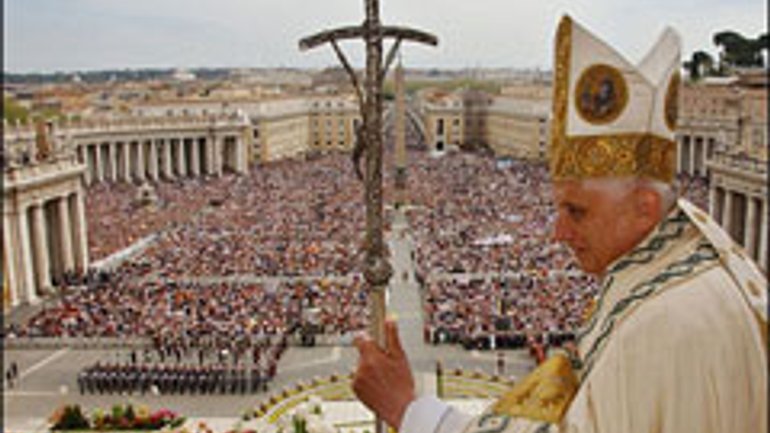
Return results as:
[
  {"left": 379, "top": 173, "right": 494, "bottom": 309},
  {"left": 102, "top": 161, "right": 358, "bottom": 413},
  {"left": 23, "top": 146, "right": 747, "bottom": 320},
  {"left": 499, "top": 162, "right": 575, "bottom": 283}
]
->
[{"left": 550, "top": 15, "right": 682, "bottom": 183}]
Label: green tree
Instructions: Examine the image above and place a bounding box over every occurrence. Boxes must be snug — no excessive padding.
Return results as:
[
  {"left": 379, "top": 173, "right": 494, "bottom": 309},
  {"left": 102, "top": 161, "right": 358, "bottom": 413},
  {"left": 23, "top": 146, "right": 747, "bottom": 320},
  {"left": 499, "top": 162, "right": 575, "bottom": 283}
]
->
[
  {"left": 713, "top": 30, "right": 765, "bottom": 71},
  {"left": 684, "top": 50, "right": 715, "bottom": 80}
]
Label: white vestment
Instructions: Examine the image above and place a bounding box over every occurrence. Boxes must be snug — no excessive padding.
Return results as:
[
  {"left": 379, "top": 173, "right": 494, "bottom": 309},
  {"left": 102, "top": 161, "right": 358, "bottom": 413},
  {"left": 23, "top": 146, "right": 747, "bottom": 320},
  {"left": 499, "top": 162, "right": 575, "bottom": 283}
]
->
[{"left": 400, "top": 199, "right": 767, "bottom": 433}]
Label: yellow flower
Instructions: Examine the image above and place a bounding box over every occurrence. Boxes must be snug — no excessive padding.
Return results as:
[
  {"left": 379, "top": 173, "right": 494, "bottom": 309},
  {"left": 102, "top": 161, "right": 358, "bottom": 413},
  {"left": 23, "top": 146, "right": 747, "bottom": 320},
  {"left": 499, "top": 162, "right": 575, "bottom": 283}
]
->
[{"left": 136, "top": 405, "right": 151, "bottom": 419}]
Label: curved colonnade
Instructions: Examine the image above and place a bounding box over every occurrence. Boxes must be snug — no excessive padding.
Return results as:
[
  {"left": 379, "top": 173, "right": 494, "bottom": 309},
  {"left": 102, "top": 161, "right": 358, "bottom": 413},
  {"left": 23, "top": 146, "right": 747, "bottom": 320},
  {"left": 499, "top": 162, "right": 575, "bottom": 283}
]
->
[{"left": 2, "top": 115, "right": 251, "bottom": 310}]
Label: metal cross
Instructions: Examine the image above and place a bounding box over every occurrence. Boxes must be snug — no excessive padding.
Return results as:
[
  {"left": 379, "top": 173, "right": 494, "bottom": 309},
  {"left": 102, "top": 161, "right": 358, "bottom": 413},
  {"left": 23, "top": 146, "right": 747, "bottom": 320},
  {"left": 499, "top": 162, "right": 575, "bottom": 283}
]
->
[
  {"left": 299, "top": 2, "right": 437, "bottom": 431},
  {"left": 299, "top": 2, "right": 436, "bottom": 345}
]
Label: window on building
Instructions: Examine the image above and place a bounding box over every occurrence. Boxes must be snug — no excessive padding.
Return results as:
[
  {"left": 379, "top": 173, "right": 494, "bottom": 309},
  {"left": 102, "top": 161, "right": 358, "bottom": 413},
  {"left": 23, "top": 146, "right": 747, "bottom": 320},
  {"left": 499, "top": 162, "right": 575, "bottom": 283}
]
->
[{"left": 437, "top": 118, "right": 445, "bottom": 135}]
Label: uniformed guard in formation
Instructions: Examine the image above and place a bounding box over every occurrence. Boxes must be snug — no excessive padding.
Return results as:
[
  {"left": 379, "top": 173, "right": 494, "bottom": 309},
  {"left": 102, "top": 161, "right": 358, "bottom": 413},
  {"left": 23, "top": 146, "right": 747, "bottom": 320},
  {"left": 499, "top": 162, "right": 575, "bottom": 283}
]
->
[
  {"left": 77, "top": 361, "right": 277, "bottom": 395},
  {"left": 78, "top": 334, "right": 288, "bottom": 395}
]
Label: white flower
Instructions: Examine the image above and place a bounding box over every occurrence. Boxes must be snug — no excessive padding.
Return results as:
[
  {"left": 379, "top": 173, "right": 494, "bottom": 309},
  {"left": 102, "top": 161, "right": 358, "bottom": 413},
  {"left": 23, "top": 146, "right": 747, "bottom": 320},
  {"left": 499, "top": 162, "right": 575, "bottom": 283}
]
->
[
  {"left": 306, "top": 418, "right": 336, "bottom": 433},
  {"left": 294, "top": 403, "right": 309, "bottom": 420},
  {"left": 307, "top": 395, "right": 323, "bottom": 411}
]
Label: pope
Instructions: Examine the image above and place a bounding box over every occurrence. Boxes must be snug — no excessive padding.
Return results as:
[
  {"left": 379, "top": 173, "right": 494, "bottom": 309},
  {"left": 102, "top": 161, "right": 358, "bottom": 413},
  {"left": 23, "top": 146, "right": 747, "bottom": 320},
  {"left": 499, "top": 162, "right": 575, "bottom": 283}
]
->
[{"left": 352, "top": 15, "right": 767, "bottom": 433}]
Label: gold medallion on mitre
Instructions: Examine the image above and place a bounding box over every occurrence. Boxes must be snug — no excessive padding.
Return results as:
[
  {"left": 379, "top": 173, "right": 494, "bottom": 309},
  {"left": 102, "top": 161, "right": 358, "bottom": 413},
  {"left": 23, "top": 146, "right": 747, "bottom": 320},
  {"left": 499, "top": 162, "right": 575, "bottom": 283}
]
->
[{"left": 549, "top": 15, "right": 682, "bottom": 183}]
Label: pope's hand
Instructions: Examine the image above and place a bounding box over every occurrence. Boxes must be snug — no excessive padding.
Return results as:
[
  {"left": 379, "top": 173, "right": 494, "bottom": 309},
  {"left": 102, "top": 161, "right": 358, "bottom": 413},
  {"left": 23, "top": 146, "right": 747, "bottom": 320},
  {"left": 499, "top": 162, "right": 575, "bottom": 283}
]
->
[{"left": 352, "top": 320, "right": 416, "bottom": 429}]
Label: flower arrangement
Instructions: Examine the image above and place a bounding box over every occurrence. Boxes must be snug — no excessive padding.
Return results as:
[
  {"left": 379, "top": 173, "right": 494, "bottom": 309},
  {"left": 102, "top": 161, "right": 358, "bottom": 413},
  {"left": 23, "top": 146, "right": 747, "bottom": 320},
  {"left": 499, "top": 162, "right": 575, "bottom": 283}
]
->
[
  {"left": 49, "top": 405, "right": 90, "bottom": 430},
  {"left": 275, "top": 397, "right": 333, "bottom": 433},
  {"left": 50, "top": 403, "right": 185, "bottom": 431}
]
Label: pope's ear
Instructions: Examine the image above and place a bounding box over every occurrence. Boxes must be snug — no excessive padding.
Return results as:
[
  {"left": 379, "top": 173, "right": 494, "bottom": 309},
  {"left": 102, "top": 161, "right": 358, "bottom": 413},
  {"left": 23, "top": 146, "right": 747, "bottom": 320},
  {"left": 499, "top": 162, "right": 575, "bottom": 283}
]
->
[{"left": 633, "top": 186, "right": 663, "bottom": 226}]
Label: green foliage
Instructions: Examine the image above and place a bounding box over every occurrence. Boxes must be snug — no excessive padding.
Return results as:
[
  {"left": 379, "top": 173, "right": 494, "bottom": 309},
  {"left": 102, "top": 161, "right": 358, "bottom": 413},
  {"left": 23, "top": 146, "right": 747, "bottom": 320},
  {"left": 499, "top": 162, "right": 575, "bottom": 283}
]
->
[
  {"left": 34, "top": 107, "right": 65, "bottom": 122},
  {"left": 713, "top": 30, "right": 766, "bottom": 70},
  {"left": 111, "top": 403, "right": 125, "bottom": 421},
  {"left": 292, "top": 415, "right": 308, "bottom": 433},
  {"left": 52, "top": 405, "right": 91, "bottom": 430},
  {"left": 168, "top": 417, "right": 186, "bottom": 429},
  {"left": 3, "top": 97, "right": 29, "bottom": 122},
  {"left": 683, "top": 51, "right": 715, "bottom": 81},
  {"left": 124, "top": 404, "right": 136, "bottom": 422},
  {"left": 686, "top": 29, "right": 767, "bottom": 79}
]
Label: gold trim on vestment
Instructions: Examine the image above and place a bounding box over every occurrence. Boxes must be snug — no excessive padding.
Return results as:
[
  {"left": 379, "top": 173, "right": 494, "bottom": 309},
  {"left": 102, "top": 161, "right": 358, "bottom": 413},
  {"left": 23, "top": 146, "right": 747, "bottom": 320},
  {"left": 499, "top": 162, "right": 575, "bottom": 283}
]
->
[
  {"left": 551, "top": 133, "right": 676, "bottom": 183},
  {"left": 664, "top": 72, "right": 680, "bottom": 131},
  {"left": 549, "top": 15, "right": 572, "bottom": 182},
  {"left": 491, "top": 354, "right": 578, "bottom": 423}
]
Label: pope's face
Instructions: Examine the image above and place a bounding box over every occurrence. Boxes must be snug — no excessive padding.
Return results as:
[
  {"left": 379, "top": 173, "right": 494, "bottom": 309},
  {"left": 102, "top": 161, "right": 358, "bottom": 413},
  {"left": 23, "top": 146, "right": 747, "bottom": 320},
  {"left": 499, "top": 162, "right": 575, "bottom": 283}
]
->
[{"left": 552, "top": 181, "right": 642, "bottom": 276}]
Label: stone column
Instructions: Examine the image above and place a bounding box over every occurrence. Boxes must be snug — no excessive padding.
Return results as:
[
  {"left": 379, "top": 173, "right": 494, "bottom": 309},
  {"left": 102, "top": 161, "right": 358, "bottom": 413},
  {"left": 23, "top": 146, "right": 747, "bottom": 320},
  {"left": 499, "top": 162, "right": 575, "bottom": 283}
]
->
[
  {"left": 163, "top": 140, "right": 174, "bottom": 179},
  {"left": 80, "top": 146, "right": 92, "bottom": 185},
  {"left": 205, "top": 137, "right": 215, "bottom": 175},
  {"left": 708, "top": 185, "right": 717, "bottom": 218},
  {"left": 95, "top": 143, "right": 104, "bottom": 182},
  {"left": 71, "top": 192, "right": 90, "bottom": 274},
  {"left": 121, "top": 142, "right": 132, "bottom": 182},
  {"left": 676, "top": 137, "right": 683, "bottom": 174},
  {"left": 235, "top": 135, "right": 248, "bottom": 174},
  {"left": 58, "top": 196, "right": 75, "bottom": 273},
  {"left": 760, "top": 200, "right": 768, "bottom": 271},
  {"left": 694, "top": 137, "right": 703, "bottom": 176},
  {"left": 149, "top": 139, "right": 160, "bottom": 181},
  {"left": 31, "top": 203, "right": 51, "bottom": 295},
  {"left": 177, "top": 137, "right": 188, "bottom": 177},
  {"left": 723, "top": 189, "right": 734, "bottom": 240},
  {"left": 213, "top": 136, "right": 223, "bottom": 176},
  {"left": 109, "top": 142, "right": 119, "bottom": 182},
  {"left": 688, "top": 138, "right": 696, "bottom": 176},
  {"left": 16, "top": 208, "right": 38, "bottom": 304},
  {"left": 190, "top": 137, "right": 201, "bottom": 176},
  {"left": 136, "top": 141, "right": 146, "bottom": 182},
  {"left": 3, "top": 214, "right": 20, "bottom": 308},
  {"left": 704, "top": 138, "right": 713, "bottom": 177}
]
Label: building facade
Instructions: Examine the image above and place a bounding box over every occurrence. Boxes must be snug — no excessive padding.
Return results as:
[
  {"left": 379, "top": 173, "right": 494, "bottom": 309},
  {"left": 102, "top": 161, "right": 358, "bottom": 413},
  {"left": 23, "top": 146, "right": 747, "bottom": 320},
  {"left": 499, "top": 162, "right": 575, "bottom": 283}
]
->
[
  {"left": 689, "top": 71, "right": 769, "bottom": 271},
  {"left": 708, "top": 151, "right": 768, "bottom": 271},
  {"left": 3, "top": 154, "right": 89, "bottom": 310},
  {"left": 416, "top": 84, "right": 551, "bottom": 159},
  {"left": 677, "top": 73, "right": 768, "bottom": 177},
  {"left": 486, "top": 98, "right": 550, "bottom": 159},
  {"left": 415, "top": 90, "right": 466, "bottom": 152},
  {"left": 4, "top": 115, "right": 251, "bottom": 186},
  {"left": 133, "top": 93, "right": 361, "bottom": 163}
]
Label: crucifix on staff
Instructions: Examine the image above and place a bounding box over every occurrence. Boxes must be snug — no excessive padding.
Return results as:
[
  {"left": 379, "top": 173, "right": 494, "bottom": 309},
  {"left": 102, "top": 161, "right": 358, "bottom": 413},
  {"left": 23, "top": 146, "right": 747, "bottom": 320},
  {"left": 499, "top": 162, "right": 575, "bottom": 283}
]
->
[{"left": 299, "top": 2, "right": 437, "bottom": 432}]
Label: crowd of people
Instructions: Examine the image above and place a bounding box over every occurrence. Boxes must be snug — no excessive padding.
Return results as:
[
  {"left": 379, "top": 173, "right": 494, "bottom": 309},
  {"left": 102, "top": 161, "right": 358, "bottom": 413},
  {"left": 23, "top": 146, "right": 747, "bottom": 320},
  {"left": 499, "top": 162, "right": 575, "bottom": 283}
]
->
[
  {"left": 8, "top": 149, "right": 713, "bottom": 363},
  {"left": 85, "top": 176, "right": 240, "bottom": 261},
  {"left": 404, "top": 152, "right": 711, "bottom": 352},
  {"left": 397, "top": 153, "right": 593, "bottom": 349},
  {"left": 5, "top": 274, "right": 369, "bottom": 343},
  {"left": 423, "top": 273, "right": 595, "bottom": 350},
  {"left": 87, "top": 154, "right": 369, "bottom": 277}
]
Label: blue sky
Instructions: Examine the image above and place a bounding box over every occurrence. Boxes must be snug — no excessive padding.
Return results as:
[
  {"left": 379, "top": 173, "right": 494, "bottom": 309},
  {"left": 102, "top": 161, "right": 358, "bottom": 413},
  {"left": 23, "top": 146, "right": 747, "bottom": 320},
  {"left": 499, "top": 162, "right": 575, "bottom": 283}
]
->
[{"left": 4, "top": 0, "right": 766, "bottom": 73}]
